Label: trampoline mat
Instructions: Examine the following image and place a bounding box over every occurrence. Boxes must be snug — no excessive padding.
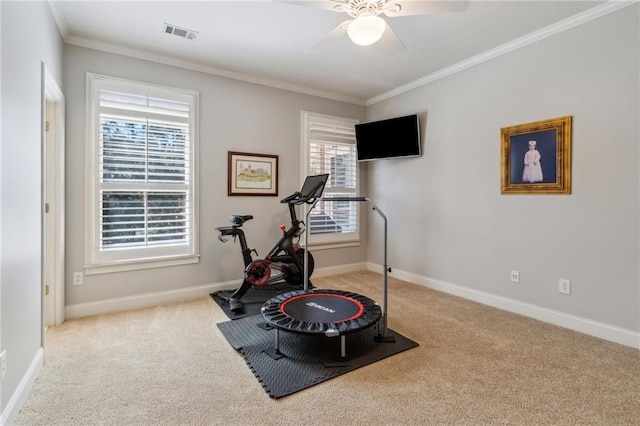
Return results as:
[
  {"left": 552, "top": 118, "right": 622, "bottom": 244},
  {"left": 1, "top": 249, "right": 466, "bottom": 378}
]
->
[
  {"left": 210, "top": 282, "right": 304, "bottom": 320},
  {"left": 217, "top": 314, "right": 419, "bottom": 399}
]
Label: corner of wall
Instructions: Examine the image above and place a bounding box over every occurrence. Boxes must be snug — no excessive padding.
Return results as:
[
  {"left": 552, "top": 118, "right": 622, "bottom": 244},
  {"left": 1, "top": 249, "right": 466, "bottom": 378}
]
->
[{"left": 0, "top": 348, "right": 43, "bottom": 426}]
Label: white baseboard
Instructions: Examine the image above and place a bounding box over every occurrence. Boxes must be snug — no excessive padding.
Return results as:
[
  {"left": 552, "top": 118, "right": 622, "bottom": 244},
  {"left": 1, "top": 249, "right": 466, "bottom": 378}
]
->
[
  {"left": 313, "top": 262, "right": 368, "bottom": 278},
  {"left": 1, "top": 347, "right": 43, "bottom": 426},
  {"left": 64, "top": 262, "right": 367, "bottom": 320},
  {"left": 368, "top": 263, "right": 640, "bottom": 350},
  {"left": 63, "top": 262, "right": 638, "bottom": 350},
  {"left": 65, "top": 280, "right": 241, "bottom": 320}
]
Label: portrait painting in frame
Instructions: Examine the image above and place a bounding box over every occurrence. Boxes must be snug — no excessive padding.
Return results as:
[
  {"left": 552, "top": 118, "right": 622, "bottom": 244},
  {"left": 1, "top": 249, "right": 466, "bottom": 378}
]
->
[{"left": 500, "top": 116, "right": 572, "bottom": 194}]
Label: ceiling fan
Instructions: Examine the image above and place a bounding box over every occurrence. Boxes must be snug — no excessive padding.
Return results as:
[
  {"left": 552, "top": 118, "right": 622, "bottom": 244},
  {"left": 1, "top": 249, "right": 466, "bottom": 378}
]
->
[{"left": 281, "top": 0, "right": 470, "bottom": 54}]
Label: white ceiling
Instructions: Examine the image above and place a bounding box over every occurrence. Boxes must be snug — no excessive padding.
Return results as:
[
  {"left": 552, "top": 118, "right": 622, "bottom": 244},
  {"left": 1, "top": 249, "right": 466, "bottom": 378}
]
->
[{"left": 49, "top": 0, "right": 610, "bottom": 105}]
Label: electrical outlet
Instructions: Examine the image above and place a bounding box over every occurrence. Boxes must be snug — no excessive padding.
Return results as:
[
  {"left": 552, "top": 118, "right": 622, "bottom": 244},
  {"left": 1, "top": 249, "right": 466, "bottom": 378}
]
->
[
  {"left": 1, "top": 350, "right": 7, "bottom": 380},
  {"left": 73, "top": 272, "right": 84, "bottom": 285},
  {"left": 510, "top": 270, "right": 520, "bottom": 283},
  {"left": 559, "top": 279, "right": 571, "bottom": 295}
]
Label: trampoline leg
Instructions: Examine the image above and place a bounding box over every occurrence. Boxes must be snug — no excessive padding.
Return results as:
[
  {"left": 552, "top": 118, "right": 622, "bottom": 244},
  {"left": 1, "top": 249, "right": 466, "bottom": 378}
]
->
[
  {"left": 263, "top": 328, "right": 285, "bottom": 360},
  {"left": 325, "top": 335, "right": 349, "bottom": 368}
]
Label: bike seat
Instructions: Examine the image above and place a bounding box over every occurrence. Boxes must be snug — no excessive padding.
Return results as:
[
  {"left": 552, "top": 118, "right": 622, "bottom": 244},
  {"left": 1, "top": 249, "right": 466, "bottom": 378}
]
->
[{"left": 229, "top": 215, "right": 253, "bottom": 225}]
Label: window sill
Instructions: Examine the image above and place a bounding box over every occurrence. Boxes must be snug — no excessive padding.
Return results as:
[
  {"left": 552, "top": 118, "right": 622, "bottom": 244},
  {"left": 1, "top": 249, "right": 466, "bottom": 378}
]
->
[
  {"left": 305, "top": 240, "right": 361, "bottom": 251},
  {"left": 85, "top": 254, "right": 200, "bottom": 275}
]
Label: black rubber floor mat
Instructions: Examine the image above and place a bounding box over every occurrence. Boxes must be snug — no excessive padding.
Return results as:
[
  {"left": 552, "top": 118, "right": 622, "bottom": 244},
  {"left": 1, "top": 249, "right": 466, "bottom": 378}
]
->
[
  {"left": 211, "top": 282, "right": 305, "bottom": 320},
  {"left": 217, "top": 314, "right": 419, "bottom": 399}
]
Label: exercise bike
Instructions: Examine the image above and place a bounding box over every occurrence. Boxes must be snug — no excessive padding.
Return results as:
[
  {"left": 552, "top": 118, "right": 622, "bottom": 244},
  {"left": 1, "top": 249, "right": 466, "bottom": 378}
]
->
[{"left": 215, "top": 174, "right": 329, "bottom": 313}]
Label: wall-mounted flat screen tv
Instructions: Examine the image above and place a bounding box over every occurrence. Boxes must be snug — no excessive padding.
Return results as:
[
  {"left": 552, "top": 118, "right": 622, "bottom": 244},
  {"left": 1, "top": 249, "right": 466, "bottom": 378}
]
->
[{"left": 355, "top": 114, "right": 421, "bottom": 161}]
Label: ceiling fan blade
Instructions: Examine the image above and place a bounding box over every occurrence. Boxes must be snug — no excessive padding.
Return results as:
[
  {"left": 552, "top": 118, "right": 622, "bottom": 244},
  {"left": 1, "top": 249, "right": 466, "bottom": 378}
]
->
[
  {"left": 304, "top": 20, "right": 351, "bottom": 54},
  {"left": 375, "top": 23, "right": 405, "bottom": 55},
  {"left": 275, "top": 0, "right": 349, "bottom": 14},
  {"left": 383, "top": 0, "right": 470, "bottom": 17}
]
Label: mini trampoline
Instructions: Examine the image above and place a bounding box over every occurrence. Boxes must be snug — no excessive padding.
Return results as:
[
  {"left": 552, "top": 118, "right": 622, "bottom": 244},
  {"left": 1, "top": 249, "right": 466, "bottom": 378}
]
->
[
  {"left": 260, "top": 196, "right": 394, "bottom": 360},
  {"left": 261, "top": 289, "right": 382, "bottom": 359},
  {"left": 261, "top": 289, "right": 382, "bottom": 336}
]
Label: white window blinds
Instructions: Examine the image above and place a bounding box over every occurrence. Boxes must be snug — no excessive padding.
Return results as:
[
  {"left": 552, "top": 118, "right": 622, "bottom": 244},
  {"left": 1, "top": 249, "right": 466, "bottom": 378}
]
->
[
  {"left": 99, "top": 91, "right": 191, "bottom": 249},
  {"left": 303, "top": 112, "right": 359, "bottom": 244},
  {"left": 87, "top": 74, "right": 198, "bottom": 268}
]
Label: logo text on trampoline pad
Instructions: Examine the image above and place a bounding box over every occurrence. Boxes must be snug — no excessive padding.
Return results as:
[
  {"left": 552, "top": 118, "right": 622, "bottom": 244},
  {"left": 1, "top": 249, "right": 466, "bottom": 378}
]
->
[{"left": 306, "top": 301, "right": 336, "bottom": 313}]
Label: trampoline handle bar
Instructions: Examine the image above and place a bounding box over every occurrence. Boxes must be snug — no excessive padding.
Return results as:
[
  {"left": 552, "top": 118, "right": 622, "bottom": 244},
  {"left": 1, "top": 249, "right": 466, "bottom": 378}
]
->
[
  {"left": 303, "top": 197, "right": 321, "bottom": 292},
  {"left": 304, "top": 196, "right": 390, "bottom": 339},
  {"left": 323, "top": 196, "right": 367, "bottom": 202}
]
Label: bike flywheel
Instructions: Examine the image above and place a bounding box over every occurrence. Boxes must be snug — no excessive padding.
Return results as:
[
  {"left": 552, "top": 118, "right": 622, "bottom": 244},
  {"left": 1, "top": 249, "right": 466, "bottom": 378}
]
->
[{"left": 246, "top": 260, "right": 271, "bottom": 286}]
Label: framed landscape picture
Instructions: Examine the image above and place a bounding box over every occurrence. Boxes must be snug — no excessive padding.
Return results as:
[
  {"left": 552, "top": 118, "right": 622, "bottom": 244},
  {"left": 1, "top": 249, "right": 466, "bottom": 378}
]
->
[
  {"left": 500, "top": 116, "right": 572, "bottom": 194},
  {"left": 228, "top": 151, "right": 278, "bottom": 196}
]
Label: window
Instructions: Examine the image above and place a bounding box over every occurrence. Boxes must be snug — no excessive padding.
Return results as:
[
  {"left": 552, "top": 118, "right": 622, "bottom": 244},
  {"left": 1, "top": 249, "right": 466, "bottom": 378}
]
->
[
  {"left": 302, "top": 111, "right": 359, "bottom": 246},
  {"left": 86, "top": 74, "right": 199, "bottom": 272}
]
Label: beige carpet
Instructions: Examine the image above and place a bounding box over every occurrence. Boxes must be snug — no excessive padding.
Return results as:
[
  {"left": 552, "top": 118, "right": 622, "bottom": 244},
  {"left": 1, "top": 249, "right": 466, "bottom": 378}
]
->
[{"left": 15, "top": 271, "right": 640, "bottom": 425}]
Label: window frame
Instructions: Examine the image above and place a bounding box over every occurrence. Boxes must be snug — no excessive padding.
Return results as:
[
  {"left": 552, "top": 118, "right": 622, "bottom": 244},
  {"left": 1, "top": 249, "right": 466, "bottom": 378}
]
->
[
  {"left": 301, "top": 111, "right": 360, "bottom": 248},
  {"left": 85, "top": 73, "right": 200, "bottom": 274}
]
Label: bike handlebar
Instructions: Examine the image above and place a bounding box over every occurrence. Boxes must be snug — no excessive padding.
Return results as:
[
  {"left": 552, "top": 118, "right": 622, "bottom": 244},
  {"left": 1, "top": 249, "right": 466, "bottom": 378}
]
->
[
  {"left": 280, "top": 192, "right": 320, "bottom": 205},
  {"left": 281, "top": 175, "right": 329, "bottom": 205},
  {"left": 280, "top": 192, "right": 301, "bottom": 203},
  {"left": 322, "top": 196, "right": 367, "bottom": 202}
]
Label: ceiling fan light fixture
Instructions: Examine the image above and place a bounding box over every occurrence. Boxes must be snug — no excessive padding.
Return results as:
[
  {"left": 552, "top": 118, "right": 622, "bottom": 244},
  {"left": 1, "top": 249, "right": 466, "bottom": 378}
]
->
[{"left": 347, "top": 15, "right": 386, "bottom": 46}]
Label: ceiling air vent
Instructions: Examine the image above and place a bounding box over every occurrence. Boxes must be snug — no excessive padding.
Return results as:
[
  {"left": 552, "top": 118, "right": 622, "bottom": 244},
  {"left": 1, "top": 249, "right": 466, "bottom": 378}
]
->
[{"left": 163, "top": 23, "right": 198, "bottom": 40}]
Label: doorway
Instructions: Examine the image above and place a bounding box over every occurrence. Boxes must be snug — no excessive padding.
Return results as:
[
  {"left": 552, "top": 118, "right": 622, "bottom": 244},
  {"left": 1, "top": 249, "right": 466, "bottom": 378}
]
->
[{"left": 42, "top": 64, "right": 65, "bottom": 340}]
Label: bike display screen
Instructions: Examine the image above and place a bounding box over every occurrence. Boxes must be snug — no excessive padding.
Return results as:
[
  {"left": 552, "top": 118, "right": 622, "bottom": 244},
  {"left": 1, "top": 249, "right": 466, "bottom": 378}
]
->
[{"left": 300, "top": 174, "right": 329, "bottom": 199}]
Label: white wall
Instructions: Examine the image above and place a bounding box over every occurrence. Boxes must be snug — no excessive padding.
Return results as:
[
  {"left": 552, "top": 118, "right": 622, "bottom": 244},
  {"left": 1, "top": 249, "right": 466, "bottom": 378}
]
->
[
  {"left": 63, "top": 45, "right": 366, "bottom": 307},
  {"left": 0, "top": 0, "right": 63, "bottom": 417},
  {"left": 365, "top": 6, "right": 639, "bottom": 340}
]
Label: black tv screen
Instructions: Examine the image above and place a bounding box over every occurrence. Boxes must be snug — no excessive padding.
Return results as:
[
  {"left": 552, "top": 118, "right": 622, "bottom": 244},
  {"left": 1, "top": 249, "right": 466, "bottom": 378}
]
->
[{"left": 355, "top": 114, "right": 421, "bottom": 161}]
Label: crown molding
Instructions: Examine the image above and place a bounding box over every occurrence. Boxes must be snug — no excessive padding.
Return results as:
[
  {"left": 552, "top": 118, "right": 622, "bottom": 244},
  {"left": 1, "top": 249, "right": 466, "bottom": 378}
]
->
[
  {"left": 366, "top": 0, "right": 638, "bottom": 106},
  {"left": 47, "top": 0, "right": 69, "bottom": 39},
  {"left": 47, "top": 0, "right": 365, "bottom": 105},
  {"left": 62, "top": 34, "right": 367, "bottom": 107},
  {"left": 49, "top": 0, "right": 636, "bottom": 109}
]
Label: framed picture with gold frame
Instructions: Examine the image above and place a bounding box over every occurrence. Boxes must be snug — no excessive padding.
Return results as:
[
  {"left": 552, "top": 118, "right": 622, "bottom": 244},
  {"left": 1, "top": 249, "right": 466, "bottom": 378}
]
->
[
  {"left": 500, "top": 116, "right": 572, "bottom": 194},
  {"left": 228, "top": 151, "right": 278, "bottom": 196}
]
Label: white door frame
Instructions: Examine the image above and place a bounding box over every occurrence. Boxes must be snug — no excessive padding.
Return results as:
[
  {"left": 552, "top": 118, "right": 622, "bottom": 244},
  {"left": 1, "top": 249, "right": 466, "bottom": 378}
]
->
[
  {"left": 42, "top": 64, "right": 65, "bottom": 336},
  {"left": 0, "top": 1, "right": 3, "bottom": 408}
]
